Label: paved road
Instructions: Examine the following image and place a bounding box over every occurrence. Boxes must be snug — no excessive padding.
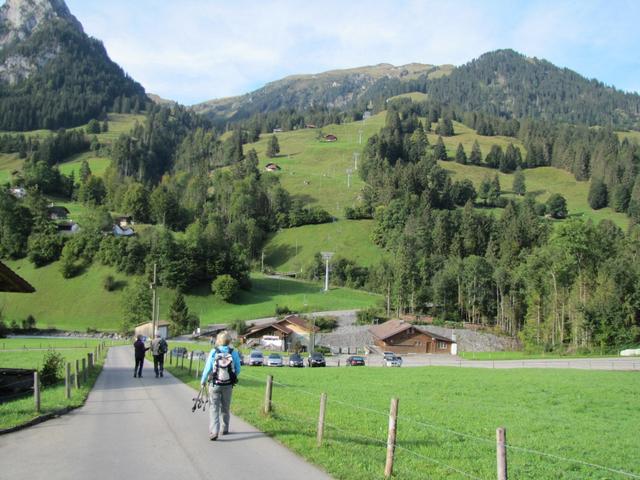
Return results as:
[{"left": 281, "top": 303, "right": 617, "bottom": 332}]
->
[{"left": 0, "top": 346, "right": 331, "bottom": 480}]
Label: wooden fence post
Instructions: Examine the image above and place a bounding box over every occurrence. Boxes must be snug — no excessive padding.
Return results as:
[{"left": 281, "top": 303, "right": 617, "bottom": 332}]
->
[
  {"left": 82, "top": 358, "right": 87, "bottom": 383},
  {"left": 181, "top": 353, "right": 185, "bottom": 369},
  {"left": 497, "top": 427, "right": 507, "bottom": 480},
  {"left": 195, "top": 358, "right": 200, "bottom": 379},
  {"left": 65, "top": 362, "right": 71, "bottom": 399},
  {"left": 169, "top": 350, "right": 173, "bottom": 366},
  {"left": 384, "top": 397, "right": 399, "bottom": 478},
  {"left": 317, "top": 392, "right": 327, "bottom": 447},
  {"left": 89, "top": 353, "right": 94, "bottom": 369},
  {"left": 188, "top": 352, "right": 194, "bottom": 374},
  {"left": 75, "top": 359, "right": 80, "bottom": 389},
  {"left": 33, "top": 371, "right": 40, "bottom": 413},
  {"left": 263, "top": 375, "right": 273, "bottom": 415}
]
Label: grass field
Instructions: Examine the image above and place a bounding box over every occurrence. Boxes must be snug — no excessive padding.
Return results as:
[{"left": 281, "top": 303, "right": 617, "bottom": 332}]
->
[
  {"left": 457, "top": 351, "right": 616, "bottom": 361},
  {"left": 0, "top": 152, "right": 22, "bottom": 184},
  {"left": 169, "top": 364, "right": 640, "bottom": 479},
  {"left": 263, "top": 219, "right": 383, "bottom": 272},
  {"left": 0, "top": 338, "right": 109, "bottom": 429},
  {"left": 0, "top": 259, "right": 380, "bottom": 331},
  {"left": 58, "top": 151, "right": 111, "bottom": 178}
]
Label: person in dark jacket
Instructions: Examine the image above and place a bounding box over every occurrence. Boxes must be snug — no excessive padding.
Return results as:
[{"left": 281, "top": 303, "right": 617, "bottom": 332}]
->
[{"left": 133, "top": 335, "right": 149, "bottom": 378}]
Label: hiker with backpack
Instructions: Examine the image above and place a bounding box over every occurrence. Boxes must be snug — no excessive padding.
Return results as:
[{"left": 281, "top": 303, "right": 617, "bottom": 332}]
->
[
  {"left": 133, "top": 335, "right": 149, "bottom": 378},
  {"left": 200, "top": 331, "right": 241, "bottom": 441},
  {"left": 150, "top": 333, "right": 168, "bottom": 378}
]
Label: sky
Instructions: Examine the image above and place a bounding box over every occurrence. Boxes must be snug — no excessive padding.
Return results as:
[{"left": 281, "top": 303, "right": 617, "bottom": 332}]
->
[{"left": 64, "top": 0, "right": 640, "bottom": 106}]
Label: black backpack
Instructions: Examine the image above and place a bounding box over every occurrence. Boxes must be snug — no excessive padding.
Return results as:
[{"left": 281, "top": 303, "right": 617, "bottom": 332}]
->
[
  {"left": 159, "top": 339, "right": 168, "bottom": 355},
  {"left": 209, "top": 347, "right": 238, "bottom": 386}
]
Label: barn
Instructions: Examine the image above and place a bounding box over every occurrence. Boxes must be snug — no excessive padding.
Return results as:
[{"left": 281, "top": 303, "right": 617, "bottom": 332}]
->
[{"left": 241, "top": 315, "right": 319, "bottom": 351}]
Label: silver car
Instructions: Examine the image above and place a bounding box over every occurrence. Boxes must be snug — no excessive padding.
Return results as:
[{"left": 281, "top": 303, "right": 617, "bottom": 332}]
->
[
  {"left": 267, "top": 353, "right": 284, "bottom": 367},
  {"left": 384, "top": 355, "right": 403, "bottom": 367}
]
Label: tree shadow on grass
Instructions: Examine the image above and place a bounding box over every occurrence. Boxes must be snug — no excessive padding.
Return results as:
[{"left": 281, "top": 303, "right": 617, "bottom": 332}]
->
[{"left": 264, "top": 243, "right": 298, "bottom": 268}]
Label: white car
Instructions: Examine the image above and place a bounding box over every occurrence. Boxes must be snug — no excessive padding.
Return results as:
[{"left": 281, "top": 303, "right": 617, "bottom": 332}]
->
[
  {"left": 267, "top": 353, "right": 284, "bottom": 367},
  {"left": 384, "top": 355, "right": 403, "bottom": 367}
]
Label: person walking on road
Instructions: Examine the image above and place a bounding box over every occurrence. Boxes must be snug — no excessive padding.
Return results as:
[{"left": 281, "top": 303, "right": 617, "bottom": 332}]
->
[
  {"left": 200, "top": 332, "right": 241, "bottom": 441},
  {"left": 150, "top": 333, "right": 168, "bottom": 378},
  {"left": 133, "top": 335, "right": 149, "bottom": 378}
]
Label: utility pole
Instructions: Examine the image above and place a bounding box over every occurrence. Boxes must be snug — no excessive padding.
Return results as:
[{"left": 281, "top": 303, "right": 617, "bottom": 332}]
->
[
  {"left": 346, "top": 168, "right": 352, "bottom": 188},
  {"left": 358, "top": 130, "right": 363, "bottom": 145},
  {"left": 353, "top": 152, "right": 360, "bottom": 170},
  {"left": 150, "top": 263, "right": 157, "bottom": 336},
  {"left": 321, "top": 252, "right": 334, "bottom": 293},
  {"left": 261, "top": 250, "right": 265, "bottom": 273}
]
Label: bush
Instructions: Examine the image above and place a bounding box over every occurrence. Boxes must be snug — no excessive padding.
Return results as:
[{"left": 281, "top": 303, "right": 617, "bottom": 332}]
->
[
  {"left": 103, "top": 275, "right": 115, "bottom": 291},
  {"left": 21, "top": 314, "right": 36, "bottom": 330},
  {"left": 0, "top": 318, "right": 7, "bottom": 338},
  {"left": 40, "top": 349, "right": 65, "bottom": 386},
  {"left": 313, "top": 316, "right": 338, "bottom": 332},
  {"left": 10, "top": 319, "right": 19, "bottom": 330},
  {"left": 275, "top": 305, "right": 293, "bottom": 316},
  {"left": 230, "top": 318, "right": 248, "bottom": 335},
  {"left": 211, "top": 274, "right": 239, "bottom": 302},
  {"left": 356, "top": 308, "right": 385, "bottom": 325}
]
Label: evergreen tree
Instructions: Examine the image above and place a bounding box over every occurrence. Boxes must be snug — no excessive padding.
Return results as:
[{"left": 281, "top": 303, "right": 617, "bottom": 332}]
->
[
  {"left": 455, "top": 143, "right": 467, "bottom": 164},
  {"left": 485, "top": 144, "right": 504, "bottom": 169},
  {"left": 169, "top": 291, "right": 190, "bottom": 335},
  {"left": 588, "top": 178, "right": 608, "bottom": 210},
  {"left": 488, "top": 174, "right": 501, "bottom": 206},
  {"left": 628, "top": 177, "right": 640, "bottom": 223},
  {"left": 79, "top": 159, "right": 92, "bottom": 184},
  {"left": 469, "top": 140, "right": 482, "bottom": 165},
  {"left": 546, "top": 193, "right": 568, "bottom": 218},
  {"left": 611, "top": 185, "right": 630, "bottom": 213},
  {"left": 121, "top": 278, "right": 152, "bottom": 333},
  {"left": 512, "top": 168, "right": 526, "bottom": 196},
  {"left": 101, "top": 119, "right": 109, "bottom": 133},
  {"left": 266, "top": 134, "right": 280, "bottom": 158},
  {"left": 433, "top": 136, "right": 448, "bottom": 160},
  {"left": 479, "top": 176, "right": 492, "bottom": 205}
]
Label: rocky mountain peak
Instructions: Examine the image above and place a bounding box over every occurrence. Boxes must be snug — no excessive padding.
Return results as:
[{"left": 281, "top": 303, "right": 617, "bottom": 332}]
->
[{"left": 0, "top": 0, "right": 82, "bottom": 45}]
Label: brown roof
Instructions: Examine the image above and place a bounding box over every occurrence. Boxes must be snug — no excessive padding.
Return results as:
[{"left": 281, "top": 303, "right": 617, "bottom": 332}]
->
[
  {"left": 415, "top": 327, "right": 454, "bottom": 343},
  {"left": 0, "top": 261, "right": 35, "bottom": 293},
  {"left": 243, "top": 322, "right": 293, "bottom": 338},
  {"left": 369, "top": 319, "right": 412, "bottom": 341},
  {"left": 279, "top": 315, "right": 318, "bottom": 332}
]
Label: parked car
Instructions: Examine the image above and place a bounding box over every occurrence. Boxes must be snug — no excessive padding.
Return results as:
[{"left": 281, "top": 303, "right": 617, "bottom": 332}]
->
[
  {"left": 346, "top": 355, "right": 365, "bottom": 366},
  {"left": 384, "top": 355, "right": 403, "bottom": 367},
  {"left": 249, "top": 350, "right": 264, "bottom": 366},
  {"left": 171, "top": 347, "right": 188, "bottom": 358},
  {"left": 383, "top": 351, "right": 395, "bottom": 360},
  {"left": 288, "top": 353, "right": 304, "bottom": 367},
  {"left": 308, "top": 352, "right": 326, "bottom": 367},
  {"left": 267, "top": 353, "right": 284, "bottom": 367}
]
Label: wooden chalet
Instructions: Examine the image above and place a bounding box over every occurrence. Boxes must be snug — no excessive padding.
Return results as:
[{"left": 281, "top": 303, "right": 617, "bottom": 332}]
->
[
  {"left": 47, "top": 205, "right": 70, "bottom": 220},
  {"left": 369, "top": 319, "right": 455, "bottom": 354},
  {"left": 241, "top": 315, "right": 319, "bottom": 351},
  {"left": 324, "top": 134, "right": 338, "bottom": 142},
  {"left": 265, "top": 162, "right": 281, "bottom": 172},
  {"left": 0, "top": 261, "right": 35, "bottom": 293}
]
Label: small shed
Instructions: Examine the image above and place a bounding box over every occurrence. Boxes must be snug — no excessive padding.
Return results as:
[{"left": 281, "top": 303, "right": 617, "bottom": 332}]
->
[
  {"left": 57, "top": 221, "right": 80, "bottom": 235},
  {"left": 114, "top": 216, "right": 133, "bottom": 228},
  {"left": 113, "top": 224, "right": 135, "bottom": 237},
  {"left": 265, "top": 162, "right": 281, "bottom": 172},
  {"left": 48, "top": 206, "right": 70, "bottom": 220},
  {"left": 134, "top": 320, "right": 170, "bottom": 340},
  {"left": 9, "top": 187, "right": 26, "bottom": 199},
  {"left": 324, "top": 134, "right": 337, "bottom": 142}
]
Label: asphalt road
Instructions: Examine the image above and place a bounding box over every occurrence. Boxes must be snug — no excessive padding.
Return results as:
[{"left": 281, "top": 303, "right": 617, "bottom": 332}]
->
[{"left": 0, "top": 346, "right": 332, "bottom": 480}]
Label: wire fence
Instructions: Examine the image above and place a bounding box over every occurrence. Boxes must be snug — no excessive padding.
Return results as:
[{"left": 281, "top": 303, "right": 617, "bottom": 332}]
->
[{"left": 237, "top": 370, "right": 640, "bottom": 479}]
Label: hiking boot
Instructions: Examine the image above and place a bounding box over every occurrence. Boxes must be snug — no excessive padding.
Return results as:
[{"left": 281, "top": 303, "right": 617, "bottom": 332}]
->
[
  {"left": 133, "top": 374, "right": 137, "bottom": 378},
  {"left": 209, "top": 434, "right": 218, "bottom": 441},
  {"left": 155, "top": 374, "right": 159, "bottom": 378},
  {"left": 222, "top": 429, "right": 229, "bottom": 435},
  {"left": 160, "top": 372, "right": 163, "bottom": 377}
]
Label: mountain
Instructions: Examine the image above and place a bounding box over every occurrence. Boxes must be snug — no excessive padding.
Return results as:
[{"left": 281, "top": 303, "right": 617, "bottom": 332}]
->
[
  {"left": 193, "top": 62, "right": 454, "bottom": 120},
  {"left": 0, "top": 0, "right": 146, "bottom": 131},
  {"left": 424, "top": 49, "right": 640, "bottom": 128}
]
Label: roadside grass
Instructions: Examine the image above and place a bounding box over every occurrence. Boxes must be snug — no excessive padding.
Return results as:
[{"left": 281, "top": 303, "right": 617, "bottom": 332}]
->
[
  {"left": 263, "top": 220, "right": 384, "bottom": 272},
  {"left": 0, "top": 340, "right": 110, "bottom": 430},
  {"left": 0, "top": 338, "right": 126, "bottom": 352},
  {"left": 167, "top": 364, "right": 640, "bottom": 480},
  {"left": 457, "top": 351, "right": 618, "bottom": 361}
]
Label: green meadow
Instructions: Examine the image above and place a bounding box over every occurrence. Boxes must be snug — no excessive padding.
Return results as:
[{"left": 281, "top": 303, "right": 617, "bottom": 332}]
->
[
  {"left": 58, "top": 151, "right": 111, "bottom": 178},
  {"left": 0, "top": 260, "right": 379, "bottom": 331},
  {"left": 169, "top": 365, "right": 640, "bottom": 480}
]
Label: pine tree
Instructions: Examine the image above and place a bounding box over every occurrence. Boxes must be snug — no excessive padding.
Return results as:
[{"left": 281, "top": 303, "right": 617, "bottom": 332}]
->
[
  {"left": 627, "top": 176, "right": 640, "bottom": 222},
  {"left": 79, "top": 159, "right": 92, "bottom": 184},
  {"left": 588, "top": 178, "right": 608, "bottom": 210},
  {"left": 546, "top": 193, "right": 568, "bottom": 218},
  {"left": 479, "top": 175, "right": 492, "bottom": 205},
  {"left": 434, "top": 136, "right": 448, "bottom": 160},
  {"left": 266, "top": 134, "right": 280, "bottom": 158},
  {"left": 455, "top": 143, "right": 467, "bottom": 164},
  {"left": 488, "top": 174, "right": 501, "bottom": 206},
  {"left": 169, "top": 292, "right": 190, "bottom": 336},
  {"left": 512, "top": 168, "right": 526, "bottom": 196},
  {"left": 469, "top": 140, "right": 482, "bottom": 165}
]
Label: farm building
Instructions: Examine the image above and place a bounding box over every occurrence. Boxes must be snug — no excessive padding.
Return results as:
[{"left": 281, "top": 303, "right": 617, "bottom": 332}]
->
[
  {"left": 113, "top": 224, "right": 134, "bottom": 237},
  {"left": 324, "top": 134, "right": 337, "bottom": 142},
  {"left": 9, "top": 187, "right": 26, "bottom": 199},
  {"left": 265, "top": 162, "right": 281, "bottom": 172},
  {"left": 57, "top": 221, "right": 80, "bottom": 235},
  {"left": 134, "top": 320, "right": 170, "bottom": 340},
  {"left": 241, "top": 315, "right": 319, "bottom": 351},
  {"left": 114, "top": 216, "right": 133, "bottom": 228},
  {"left": 369, "top": 319, "right": 456, "bottom": 354},
  {"left": 48, "top": 205, "right": 70, "bottom": 220}
]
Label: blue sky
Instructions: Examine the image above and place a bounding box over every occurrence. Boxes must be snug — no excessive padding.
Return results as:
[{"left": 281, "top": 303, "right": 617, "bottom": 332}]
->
[{"left": 65, "top": 0, "right": 640, "bottom": 105}]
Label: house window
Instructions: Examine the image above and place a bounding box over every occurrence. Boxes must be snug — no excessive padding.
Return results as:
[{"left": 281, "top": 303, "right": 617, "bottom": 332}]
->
[{"left": 437, "top": 341, "right": 447, "bottom": 349}]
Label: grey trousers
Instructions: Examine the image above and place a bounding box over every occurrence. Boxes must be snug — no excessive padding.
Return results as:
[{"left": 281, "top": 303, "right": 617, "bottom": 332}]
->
[{"left": 208, "top": 384, "right": 233, "bottom": 435}]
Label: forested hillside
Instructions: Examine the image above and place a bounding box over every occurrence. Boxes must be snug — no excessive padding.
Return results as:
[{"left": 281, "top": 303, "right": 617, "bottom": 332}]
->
[{"left": 0, "top": 0, "right": 146, "bottom": 131}]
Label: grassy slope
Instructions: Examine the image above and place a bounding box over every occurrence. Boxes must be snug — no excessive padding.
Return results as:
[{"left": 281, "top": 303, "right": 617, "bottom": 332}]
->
[
  {"left": 58, "top": 151, "right": 110, "bottom": 178},
  {"left": 170, "top": 365, "right": 640, "bottom": 480},
  {"left": 0, "top": 259, "right": 379, "bottom": 331}
]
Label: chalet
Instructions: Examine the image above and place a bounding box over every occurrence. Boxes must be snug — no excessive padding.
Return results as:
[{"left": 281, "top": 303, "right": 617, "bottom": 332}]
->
[
  {"left": 305, "top": 124, "right": 317, "bottom": 129},
  {"left": 324, "top": 134, "right": 338, "bottom": 142},
  {"left": 241, "top": 315, "right": 319, "bottom": 351},
  {"left": 369, "top": 319, "right": 456, "bottom": 355},
  {"left": 113, "top": 224, "right": 134, "bottom": 237},
  {"left": 265, "top": 162, "right": 281, "bottom": 172},
  {"left": 272, "top": 128, "right": 283, "bottom": 133},
  {"left": 134, "top": 320, "right": 170, "bottom": 340},
  {"left": 48, "top": 206, "right": 70, "bottom": 220},
  {"left": 9, "top": 187, "right": 26, "bottom": 199}
]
